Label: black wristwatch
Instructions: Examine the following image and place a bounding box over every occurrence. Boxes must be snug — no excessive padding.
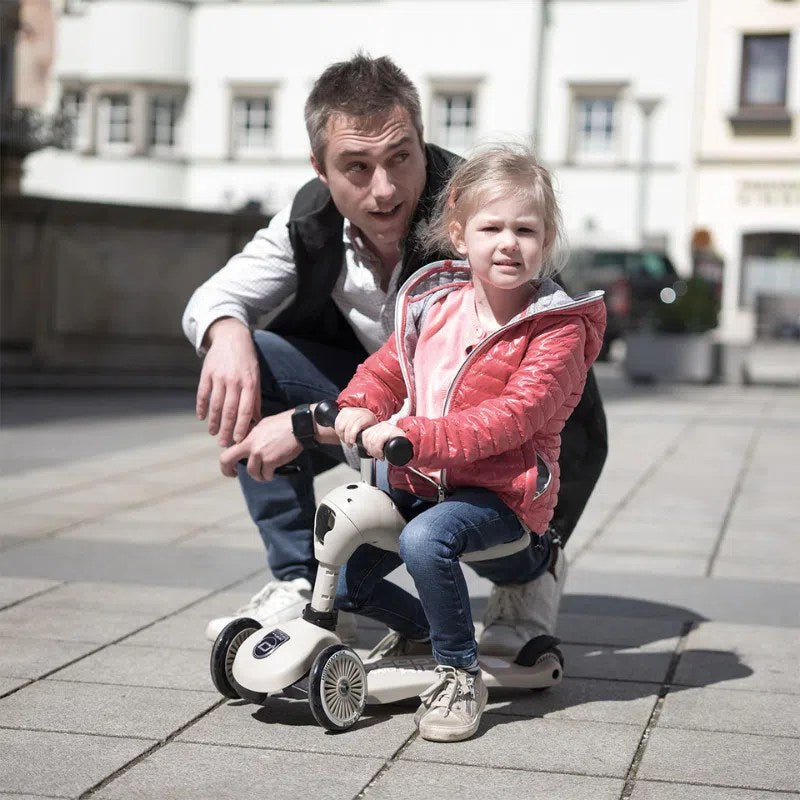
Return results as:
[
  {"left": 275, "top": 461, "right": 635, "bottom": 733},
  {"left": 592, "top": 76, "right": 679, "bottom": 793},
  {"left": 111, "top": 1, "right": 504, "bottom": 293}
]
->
[{"left": 291, "top": 404, "right": 318, "bottom": 450}]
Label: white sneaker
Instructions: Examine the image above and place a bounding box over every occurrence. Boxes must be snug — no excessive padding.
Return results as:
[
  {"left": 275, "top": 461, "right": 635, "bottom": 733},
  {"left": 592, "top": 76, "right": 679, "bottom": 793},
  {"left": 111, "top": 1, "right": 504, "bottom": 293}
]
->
[
  {"left": 479, "top": 545, "right": 567, "bottom": 657},
  {"left": 205, "top": 578, "right": 358, "bottom": 644},
  {"left": 415, "top": 666, "right": 488, "bottom": 742}
]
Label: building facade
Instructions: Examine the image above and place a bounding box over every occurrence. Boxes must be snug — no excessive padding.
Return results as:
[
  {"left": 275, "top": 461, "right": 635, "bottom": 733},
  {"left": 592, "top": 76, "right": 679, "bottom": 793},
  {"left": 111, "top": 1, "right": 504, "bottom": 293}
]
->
[
  {"left": 22, "top": 0, "right": 699, "bottom": 267},
  {"left": 692, "top": 0, "right": 800, "bottom": 340}
]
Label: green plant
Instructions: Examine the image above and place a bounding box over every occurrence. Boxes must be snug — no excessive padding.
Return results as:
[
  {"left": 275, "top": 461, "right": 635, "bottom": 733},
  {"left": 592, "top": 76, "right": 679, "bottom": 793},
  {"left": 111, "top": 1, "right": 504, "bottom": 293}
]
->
[{"left": 655, "top": 277, "right": 720, "bottom": 334}]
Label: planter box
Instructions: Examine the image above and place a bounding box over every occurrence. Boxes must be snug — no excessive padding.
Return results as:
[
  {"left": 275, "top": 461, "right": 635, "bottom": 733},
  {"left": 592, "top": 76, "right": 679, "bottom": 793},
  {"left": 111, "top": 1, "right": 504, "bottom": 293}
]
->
[{"left": 624, "top": 332, "right": 720, "bottom": 383}]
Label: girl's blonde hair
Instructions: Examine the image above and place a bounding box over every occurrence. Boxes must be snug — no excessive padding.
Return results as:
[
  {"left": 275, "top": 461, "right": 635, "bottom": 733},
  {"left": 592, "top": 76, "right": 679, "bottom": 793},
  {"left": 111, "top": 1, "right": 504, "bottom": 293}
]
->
[{"left": 422, "top": 142, "right": 568, "bottom": 279}]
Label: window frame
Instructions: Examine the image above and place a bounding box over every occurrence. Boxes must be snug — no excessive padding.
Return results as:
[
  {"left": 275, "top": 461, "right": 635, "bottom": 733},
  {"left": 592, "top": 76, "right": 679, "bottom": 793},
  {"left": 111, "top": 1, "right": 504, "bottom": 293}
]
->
[
  {"left": 739, "top": 32, "right": 791, "bottom": 112},
  {"left": 147, "top": 92, "right": 184, "bottom": 157},
  {"left": 60, "top": 85, "right": 90, "bottom": 152},
  {"left": 96, "top": 91, "right": 135, "bottom": 156},
  {"left": 430, "top": 86, "right": 479, "bottom": 153},
  {"left": 567, "top": 82, "right": 627, "bottom": 165},
  {"left": 230, "top": 88, "right": 276, "bottom": 159}
]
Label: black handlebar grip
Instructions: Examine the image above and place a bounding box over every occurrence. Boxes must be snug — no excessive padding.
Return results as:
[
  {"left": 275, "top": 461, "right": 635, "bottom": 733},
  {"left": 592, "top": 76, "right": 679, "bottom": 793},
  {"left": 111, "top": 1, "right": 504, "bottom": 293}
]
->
[
  {"left": 313, "top": 400, "right": 338, "bottom": 428},
  {"left": 384, "top": 436, "right": 413, "bottom": 466},
  {"left": 312, "top": 399, "right": 414, "bottom": 465}
]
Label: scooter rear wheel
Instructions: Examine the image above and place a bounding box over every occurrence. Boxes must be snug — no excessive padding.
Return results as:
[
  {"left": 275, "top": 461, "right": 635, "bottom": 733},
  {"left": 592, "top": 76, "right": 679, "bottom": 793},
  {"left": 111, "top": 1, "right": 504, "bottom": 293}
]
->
[
  {"left": 308, "top": 644, "right": 367, "bottom": 731},
  {"left": 210, "top": 617, "right": 262, "bottom": 699}
]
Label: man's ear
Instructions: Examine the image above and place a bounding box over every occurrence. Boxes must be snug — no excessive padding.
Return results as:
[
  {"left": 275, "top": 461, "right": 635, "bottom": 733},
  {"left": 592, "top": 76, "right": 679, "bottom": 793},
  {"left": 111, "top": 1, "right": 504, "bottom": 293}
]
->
[
  {"left": 310, "top": 153, "right": 329, "bottom": 186},
  {"left": 449, "top": 221, "right": 468, "bottom": 256}
]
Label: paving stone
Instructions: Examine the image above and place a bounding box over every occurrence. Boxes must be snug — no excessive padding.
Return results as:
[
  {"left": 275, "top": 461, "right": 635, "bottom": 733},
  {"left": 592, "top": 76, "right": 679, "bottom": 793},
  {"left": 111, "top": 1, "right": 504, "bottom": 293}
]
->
[
  {"left": 53, "top": 644, "right": 216, "bottom": 692},
  {"left": 0, "top": 679, "right": 219, "bottom": 739},
  {"left": 176, "top": 528, "right": 264, "bottom": 550},
  {"left": 574, "top": 551, "right": 708, "bottom": 577},
  {"left": 0, "top": 577, "right": 61, "bottom": 607},
  {"left": 658, "top": 685, "right": 800, "bottom": 737},
  {"left": 402, "top": 716, "right": 642, "bottom": 778},
  {"left": 486, "top": 677, "right": 658, "bottom": 726},
  {"left": 0, "top": 511, "right": 84, "bottom": 539},
  {"left": 712, "top": 556, "right": 800, "bottom": 583},
  {"left": 122, "top": 614, "right": 212, "bottom": 651},
  {"left": 363, "top": 760, "right": 623, "bottom": 800},
  {"left": 178, "top": 695, "right": 414, "bottom": 757},
  {"left": 630, "top": 782, "right": 793, "bottom": 799},
  {"left": 560, "top": 642, "right": 675, "bottom": 684},
  {"left": 637, "top": 727, "right": 800, "bottom": 792},
  {"left": 94, "top": 741, "right": 383, "bottom": 800},
  {"left": 20, "top": 581, "right": 207, "bottom": 615},
  {"left": 0, "top": 605, "right": 156, "bottom": 644},
  {"left": 54, "top": 519, "right": 193, "bottom": 544},
  {"left": 0, "top": 538, "right": 258, "bottom": 587},
  {"left": 0, "top": 636, "right": 99, "bottom": 679},
  {"left": 0, "top": 676, "right": 29, "bottom": 695},
  {"left": 0, "top": 728, "right": 154, "bottom": 797},
  {"left": 591, "top": 525, "right": 718, "bottom": 555},
  {"left": 557, "top": 613, "right": 685, "bottom": 647},
  {"left": 673, "top": 622, "right": 800, "bottom": 694}
]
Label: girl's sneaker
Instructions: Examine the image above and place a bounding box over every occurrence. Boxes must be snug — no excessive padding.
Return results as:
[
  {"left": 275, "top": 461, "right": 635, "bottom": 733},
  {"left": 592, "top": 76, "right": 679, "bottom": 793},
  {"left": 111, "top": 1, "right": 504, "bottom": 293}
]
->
[{"left": 415, "top": 666, "right": 488, "bottom": 742}]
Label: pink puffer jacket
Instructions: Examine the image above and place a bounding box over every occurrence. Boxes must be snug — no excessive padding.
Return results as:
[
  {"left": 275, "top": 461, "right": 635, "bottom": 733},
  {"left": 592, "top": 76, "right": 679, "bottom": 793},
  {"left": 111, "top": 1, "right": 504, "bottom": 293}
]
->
[{"left": 338, "top": 261, "right": 606, "bottom": 533}]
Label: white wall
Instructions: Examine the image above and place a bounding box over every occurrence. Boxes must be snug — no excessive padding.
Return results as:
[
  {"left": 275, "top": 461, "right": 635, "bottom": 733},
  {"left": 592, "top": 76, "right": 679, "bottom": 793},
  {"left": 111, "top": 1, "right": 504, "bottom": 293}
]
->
[{"left": 541, "top": 0, "right": 698, "bottom": 268}]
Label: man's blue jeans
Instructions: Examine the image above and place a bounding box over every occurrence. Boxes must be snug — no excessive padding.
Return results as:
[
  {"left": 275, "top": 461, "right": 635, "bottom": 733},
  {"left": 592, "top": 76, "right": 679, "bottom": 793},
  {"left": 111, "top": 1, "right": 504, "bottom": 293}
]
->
[
  {"left": 335, "top": 465, "right": 552, "bottom": 668},
  {"left": 242, "top": 330, "right": 551, "bottom": 602}
]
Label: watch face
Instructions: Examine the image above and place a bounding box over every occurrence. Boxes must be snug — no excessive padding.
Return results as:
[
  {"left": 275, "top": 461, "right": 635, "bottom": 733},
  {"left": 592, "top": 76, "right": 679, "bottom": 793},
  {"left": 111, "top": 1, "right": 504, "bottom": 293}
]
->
[{"left": 292, "top": 406, "right": 315, "bottom": 444}]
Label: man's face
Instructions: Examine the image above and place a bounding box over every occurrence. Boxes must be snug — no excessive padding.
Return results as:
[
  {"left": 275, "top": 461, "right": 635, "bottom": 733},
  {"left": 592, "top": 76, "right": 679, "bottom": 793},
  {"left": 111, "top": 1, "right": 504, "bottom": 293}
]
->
[{"left": 311, "top": 105, "right": 426, "bottom": 261}]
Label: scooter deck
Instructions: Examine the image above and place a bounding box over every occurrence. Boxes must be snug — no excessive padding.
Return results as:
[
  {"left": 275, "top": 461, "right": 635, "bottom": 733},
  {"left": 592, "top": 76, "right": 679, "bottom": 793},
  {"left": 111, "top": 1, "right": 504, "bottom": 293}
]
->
[{"left": 364, "top": 652, "right": 563, "bottom": 705}]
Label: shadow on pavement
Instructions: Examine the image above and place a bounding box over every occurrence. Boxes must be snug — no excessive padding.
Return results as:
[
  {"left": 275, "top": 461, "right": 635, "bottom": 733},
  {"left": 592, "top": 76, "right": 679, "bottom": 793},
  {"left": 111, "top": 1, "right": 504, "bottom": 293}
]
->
[{"left": 236, "top": 595, "right": 753, "bottom": 738}]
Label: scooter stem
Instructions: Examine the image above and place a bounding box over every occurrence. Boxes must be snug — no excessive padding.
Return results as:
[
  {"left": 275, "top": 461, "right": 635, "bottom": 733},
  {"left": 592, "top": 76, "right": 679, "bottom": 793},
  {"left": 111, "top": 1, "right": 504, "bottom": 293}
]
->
[{"left": 310, "top": 562, "right": 339, "bottom": 614}]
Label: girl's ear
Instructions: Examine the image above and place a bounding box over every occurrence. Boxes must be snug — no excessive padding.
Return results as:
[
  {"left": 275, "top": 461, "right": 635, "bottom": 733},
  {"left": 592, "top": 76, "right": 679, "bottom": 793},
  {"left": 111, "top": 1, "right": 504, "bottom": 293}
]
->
[{"left": 449, "top": 221, "right": 468, "bottom": 256}]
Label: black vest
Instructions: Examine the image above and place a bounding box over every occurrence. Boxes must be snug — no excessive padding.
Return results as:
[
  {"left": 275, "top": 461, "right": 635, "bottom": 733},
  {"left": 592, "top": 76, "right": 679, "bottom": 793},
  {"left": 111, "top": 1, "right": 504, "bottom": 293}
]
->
[{"left": 268, "top": 143, "right": 460, "bottom": 352}]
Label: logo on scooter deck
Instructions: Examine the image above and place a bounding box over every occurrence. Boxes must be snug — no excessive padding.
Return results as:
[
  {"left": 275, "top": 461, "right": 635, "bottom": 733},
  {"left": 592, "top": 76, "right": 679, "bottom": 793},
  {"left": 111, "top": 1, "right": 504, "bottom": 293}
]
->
[{"left": 252, "top": 629, "right": 290, "bottom": 659}]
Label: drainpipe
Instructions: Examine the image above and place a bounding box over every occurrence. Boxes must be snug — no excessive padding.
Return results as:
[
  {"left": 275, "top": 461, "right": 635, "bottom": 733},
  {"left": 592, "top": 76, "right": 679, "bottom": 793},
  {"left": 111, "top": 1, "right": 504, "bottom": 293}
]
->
[{"left": 531, "top": 0, "right": 550, "bottom": 153}]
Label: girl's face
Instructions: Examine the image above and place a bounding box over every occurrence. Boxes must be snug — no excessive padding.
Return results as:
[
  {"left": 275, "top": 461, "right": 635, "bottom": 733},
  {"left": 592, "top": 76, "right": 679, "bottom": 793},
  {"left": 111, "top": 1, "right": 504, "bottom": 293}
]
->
[{"left": 450, "top": 193, "right": 549, "bottom": 293}]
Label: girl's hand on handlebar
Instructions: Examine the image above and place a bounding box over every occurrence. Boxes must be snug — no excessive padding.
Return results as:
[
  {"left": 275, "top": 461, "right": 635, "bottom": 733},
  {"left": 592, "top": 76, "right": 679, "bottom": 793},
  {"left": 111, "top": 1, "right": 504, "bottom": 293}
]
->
[
  {"left": 334, "top": 407, "right": 377, "bottom": 446},
  {"left": 361, "top": 422, "right": 406, "bottom": 461}
]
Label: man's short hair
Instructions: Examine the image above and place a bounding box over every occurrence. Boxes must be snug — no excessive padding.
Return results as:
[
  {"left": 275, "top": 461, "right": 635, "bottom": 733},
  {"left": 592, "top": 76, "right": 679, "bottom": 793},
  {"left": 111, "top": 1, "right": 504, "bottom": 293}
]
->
[{"left": 304, "top": 53, "right": 423, "bottom": 165}]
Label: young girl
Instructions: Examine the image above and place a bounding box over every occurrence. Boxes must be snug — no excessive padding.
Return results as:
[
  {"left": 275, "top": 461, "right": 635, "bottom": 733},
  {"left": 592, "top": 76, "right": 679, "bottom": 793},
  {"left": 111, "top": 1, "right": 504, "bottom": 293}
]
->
[{"left": 333, "top": 143, "right": 606, "bottom": 742}]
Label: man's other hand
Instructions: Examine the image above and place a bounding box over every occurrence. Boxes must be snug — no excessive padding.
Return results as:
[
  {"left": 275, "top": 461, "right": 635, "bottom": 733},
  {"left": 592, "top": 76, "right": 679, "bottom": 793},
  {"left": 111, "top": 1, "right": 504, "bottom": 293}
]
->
[
  {"left": 197, "top": 318, "right": 261, "bottom": 446},
  {"left": 219, "top": 410, "right": 302, "bottom": 481}
]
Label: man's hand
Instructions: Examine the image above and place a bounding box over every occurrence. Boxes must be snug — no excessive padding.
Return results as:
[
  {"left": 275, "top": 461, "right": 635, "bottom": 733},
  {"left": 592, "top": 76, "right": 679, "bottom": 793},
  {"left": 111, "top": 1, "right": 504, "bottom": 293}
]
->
[
  {"left": 360, "top": 422, "right": 406, "bottom": 460},
  {"left": 197, "top": 318, "right": 261, "bottom": 446},
  {"left": 334, "top": 407, "right": 378, "bottom": 446},
  {"left": 219, "top": 410, "right": 302, "bottom": 481}
]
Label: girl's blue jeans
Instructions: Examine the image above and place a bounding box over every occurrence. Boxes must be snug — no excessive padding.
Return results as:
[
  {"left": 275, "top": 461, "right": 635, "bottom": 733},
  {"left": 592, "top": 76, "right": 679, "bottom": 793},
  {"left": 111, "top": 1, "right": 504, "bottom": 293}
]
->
[{"left": 336, "top": 464, "right": 552, "bottom": 669}]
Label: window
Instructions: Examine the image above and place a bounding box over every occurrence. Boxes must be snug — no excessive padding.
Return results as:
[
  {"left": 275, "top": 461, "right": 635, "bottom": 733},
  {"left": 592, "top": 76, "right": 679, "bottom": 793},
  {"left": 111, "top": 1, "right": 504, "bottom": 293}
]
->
[
  {"left": 731, "top": 33, "right": 792, "bottom": 132},
  {"left": 149, "top": 95, "right": 181, "bottom": 153},
  {"left": 97, "top": 93, "right": 132, "bottom": 152},
  {"left": 60, "top": 88, "right": 89, "bottom": 150},
  {"left": 575, "top": 98, "right": 616, "bottom": 158},
  {"left": 740, "top": 34, "right": 790, "bottom": 109},
  {"left": 431, "top": 90, "right": 476, "bottom": 152},
  {"left": 232, "top": 95, "right": 273, "bottom": 156},
  {"left": 568, "top": 83, "right": 626, "bottom": 163}
]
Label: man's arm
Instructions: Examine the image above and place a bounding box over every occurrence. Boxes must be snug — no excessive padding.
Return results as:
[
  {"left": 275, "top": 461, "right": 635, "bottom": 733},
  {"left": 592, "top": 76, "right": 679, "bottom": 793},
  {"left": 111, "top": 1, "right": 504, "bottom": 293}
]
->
[{"left": 183, "top": 205, "right": 297, "bottom": 445}]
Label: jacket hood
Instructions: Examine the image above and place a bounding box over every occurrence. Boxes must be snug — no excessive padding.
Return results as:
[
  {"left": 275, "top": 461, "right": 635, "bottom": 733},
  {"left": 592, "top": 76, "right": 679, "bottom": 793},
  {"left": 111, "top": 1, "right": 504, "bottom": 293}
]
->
[{"left": 395, "top": 259, "right": 605, "bottom": 354}]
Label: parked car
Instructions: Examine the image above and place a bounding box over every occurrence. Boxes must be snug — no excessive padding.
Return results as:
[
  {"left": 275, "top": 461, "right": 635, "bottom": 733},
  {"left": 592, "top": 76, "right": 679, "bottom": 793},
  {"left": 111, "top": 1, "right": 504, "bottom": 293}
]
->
[{"left": 559, "top": 248, "right": 683, "bottom": 359}]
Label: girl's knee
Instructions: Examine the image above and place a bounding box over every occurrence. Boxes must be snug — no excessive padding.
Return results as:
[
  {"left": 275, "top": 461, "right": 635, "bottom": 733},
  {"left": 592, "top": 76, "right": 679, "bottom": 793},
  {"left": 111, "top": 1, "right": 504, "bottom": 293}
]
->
[{"left": 399, "top": 519, "right": 456, "bottom": 567}]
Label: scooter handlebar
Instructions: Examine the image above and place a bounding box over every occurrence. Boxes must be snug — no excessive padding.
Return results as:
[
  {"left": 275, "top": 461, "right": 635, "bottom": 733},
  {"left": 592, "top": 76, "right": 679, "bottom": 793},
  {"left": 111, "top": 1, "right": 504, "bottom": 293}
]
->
[{"left": 313, "top": 400, "right": 413, "bottom": 467}]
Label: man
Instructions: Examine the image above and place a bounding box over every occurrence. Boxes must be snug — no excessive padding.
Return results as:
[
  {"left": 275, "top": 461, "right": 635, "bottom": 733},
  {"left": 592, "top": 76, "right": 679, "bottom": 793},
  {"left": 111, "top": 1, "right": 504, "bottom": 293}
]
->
[{"left": 183, "top": 54, "right": 607, "bottom": 657}]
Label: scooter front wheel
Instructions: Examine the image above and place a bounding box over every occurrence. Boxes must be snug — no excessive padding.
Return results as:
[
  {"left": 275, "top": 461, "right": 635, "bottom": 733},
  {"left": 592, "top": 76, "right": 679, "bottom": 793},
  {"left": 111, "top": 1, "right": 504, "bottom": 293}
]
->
[
  {"left": 210, "top": 617, "right": 262, "bottom": 699},
  {"left": 308, "top": 644, "right": 367, "bottom": 731}
]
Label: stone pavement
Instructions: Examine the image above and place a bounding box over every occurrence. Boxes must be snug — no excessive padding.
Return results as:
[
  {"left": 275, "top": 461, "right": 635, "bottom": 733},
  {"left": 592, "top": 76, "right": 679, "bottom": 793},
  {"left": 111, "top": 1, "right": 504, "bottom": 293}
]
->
[{"left": 1, "top": 365, "right": 799, "bottom": 799}]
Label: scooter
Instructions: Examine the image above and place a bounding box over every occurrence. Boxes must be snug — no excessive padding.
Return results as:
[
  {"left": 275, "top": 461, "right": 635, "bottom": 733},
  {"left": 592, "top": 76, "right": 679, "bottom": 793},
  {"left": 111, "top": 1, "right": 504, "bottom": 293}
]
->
[{"left": 210, "top": 401, "right": 564, "bottom": 731}]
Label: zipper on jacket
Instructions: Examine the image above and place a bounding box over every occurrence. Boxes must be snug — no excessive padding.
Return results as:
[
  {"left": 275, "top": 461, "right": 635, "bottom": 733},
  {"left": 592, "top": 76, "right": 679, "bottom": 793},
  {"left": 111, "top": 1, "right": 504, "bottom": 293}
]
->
[{"left": 439, "top": 293, "right": 603, "bottom": 493}]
